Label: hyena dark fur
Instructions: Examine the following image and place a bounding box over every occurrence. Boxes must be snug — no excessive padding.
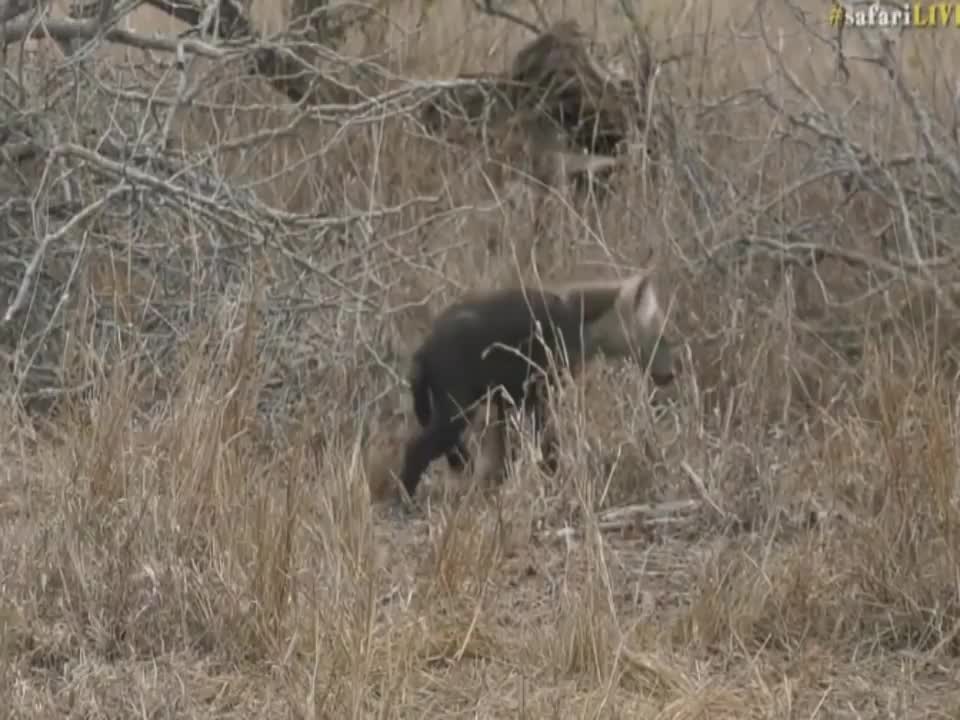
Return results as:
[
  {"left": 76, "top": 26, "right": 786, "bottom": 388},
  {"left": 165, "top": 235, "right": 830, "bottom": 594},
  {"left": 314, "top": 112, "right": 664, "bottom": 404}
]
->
[{"left": 401, "top": 288, "right": 586, "bottom": 500}]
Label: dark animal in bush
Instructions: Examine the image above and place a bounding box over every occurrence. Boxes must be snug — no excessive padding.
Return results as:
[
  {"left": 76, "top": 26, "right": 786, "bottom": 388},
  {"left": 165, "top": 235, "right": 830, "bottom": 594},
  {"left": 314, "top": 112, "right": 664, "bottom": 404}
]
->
[
  {"left": 508, "top": 20, "right": 637, "bottom": 157},
  {"left": 419, "top": 20, "right": 661, "bottom": 205},
  {"left": 421, "top": 21, "right": 646, "bottom": 154},
  {"left": 399, "top": 271, "right": 674, "bottom": 501}
]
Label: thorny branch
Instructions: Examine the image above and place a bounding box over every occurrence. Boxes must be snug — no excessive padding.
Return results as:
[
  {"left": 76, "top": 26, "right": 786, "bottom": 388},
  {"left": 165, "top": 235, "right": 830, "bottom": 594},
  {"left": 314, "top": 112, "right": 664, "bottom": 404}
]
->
[{"left": 472, "top": 0, "right": 542, "bottom": 35}]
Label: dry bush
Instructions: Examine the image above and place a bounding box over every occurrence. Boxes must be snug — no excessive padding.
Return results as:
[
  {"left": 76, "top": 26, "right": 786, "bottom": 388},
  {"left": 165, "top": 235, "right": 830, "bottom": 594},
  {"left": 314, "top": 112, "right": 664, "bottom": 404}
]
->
[{"left": 2, "top": 0, "right": 960, "bottom": 716}]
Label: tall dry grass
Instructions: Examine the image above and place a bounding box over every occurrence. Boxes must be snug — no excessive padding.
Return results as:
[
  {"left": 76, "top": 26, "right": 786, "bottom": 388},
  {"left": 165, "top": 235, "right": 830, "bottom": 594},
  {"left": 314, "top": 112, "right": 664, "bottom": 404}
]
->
[{"left": 2, "top": 0, "right": 960, "bottom": 717}]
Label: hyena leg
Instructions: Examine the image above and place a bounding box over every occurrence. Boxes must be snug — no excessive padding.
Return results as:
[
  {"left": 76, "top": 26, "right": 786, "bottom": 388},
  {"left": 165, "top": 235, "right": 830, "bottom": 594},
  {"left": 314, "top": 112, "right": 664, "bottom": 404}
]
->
[
  {"left": 524, "top": 381, "right": 559, "bottom": 474},
  {"left": 445, "top": 400, "right": 476, "bottom": 472},
  {"left": 444, "top": 427, "right": 472, "bottom": 473},
  {"left": 447, "top": 392, "right": 504, "bottom": 473},
  {"left": 473, "top": 405, "right": 508, "bottom": 488},
  {"left": 413, "top": 387, "right": 472, "bottom": 472},
  {"left": 492, "top": 390, "right": 523, "bottom": 468},
  {"left": 400, "top": 407, "right": 469, "bottom": 499}
]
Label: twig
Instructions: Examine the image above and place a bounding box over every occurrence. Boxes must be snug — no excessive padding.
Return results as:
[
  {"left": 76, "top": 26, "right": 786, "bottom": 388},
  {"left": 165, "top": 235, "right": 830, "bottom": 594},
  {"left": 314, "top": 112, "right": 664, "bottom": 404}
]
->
[
  {"left": 680, "top": 462, "right": 728, "bottom": 520},
  {"left": 473, "top": 0, "right": 541, "bottom": 35},
  {"left": 2, "top": 184, "right": 128, "bottom": 324}
]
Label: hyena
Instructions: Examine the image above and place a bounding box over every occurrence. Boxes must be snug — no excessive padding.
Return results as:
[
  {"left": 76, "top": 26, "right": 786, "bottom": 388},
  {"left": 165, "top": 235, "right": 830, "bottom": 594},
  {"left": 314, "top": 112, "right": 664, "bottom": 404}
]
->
[
  {"left": 421, "top": 19, "right": 640, "bottom": 158},
  {"left": 399, "top": 271, "right": 674, "bottom": 501},
  {"left": 508, "top": 19, "right": 632, "bottom": 158},
  {"left": 420, "top": 19, "right": 639, "bottom": 207}
]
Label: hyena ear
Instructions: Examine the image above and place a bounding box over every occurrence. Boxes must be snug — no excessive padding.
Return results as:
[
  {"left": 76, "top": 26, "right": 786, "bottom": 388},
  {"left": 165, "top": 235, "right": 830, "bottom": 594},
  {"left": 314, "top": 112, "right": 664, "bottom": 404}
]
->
[{"left": 622, "top": 274, "right": 662, "bottom": 328}]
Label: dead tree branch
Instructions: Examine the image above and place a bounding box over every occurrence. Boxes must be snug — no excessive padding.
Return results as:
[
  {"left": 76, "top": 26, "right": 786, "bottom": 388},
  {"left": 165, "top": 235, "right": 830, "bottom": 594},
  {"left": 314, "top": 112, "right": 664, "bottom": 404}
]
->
[{"left": 473, "top": 0, "right": 541, "bottom": 35}]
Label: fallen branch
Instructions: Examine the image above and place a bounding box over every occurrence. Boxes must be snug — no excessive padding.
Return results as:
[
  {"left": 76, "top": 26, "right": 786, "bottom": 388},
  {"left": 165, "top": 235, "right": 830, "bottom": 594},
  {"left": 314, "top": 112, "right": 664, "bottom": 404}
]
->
[{"left": 540, "top": 500, "right": 702, "bottom": 541}]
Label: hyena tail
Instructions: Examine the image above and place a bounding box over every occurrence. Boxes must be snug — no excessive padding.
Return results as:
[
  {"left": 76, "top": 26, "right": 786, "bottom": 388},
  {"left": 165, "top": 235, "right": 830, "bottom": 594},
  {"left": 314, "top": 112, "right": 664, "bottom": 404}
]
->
[{"left": 409, "top": 353, "right": 470, "bottom": 471}]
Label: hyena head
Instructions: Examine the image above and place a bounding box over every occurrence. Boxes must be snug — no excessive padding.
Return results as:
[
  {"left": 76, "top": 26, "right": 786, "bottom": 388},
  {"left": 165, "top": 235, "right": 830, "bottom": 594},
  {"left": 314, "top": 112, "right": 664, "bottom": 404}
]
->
[{"left": 558, "top": 272, "right": 675, "bottom": 386}]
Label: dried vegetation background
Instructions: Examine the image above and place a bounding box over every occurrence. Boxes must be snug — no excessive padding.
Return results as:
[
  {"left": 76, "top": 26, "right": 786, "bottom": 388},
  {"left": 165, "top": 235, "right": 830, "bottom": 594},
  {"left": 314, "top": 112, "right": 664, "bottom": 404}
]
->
[{"left": 2, "top": 0, "right": 960, "bottom": 717}]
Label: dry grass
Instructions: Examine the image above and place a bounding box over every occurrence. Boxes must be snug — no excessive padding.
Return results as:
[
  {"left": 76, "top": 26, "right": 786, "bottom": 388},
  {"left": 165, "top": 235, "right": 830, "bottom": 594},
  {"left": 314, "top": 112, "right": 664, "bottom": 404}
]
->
[{"left": 3, "top": 0, "right": 960, "bottom": 717}]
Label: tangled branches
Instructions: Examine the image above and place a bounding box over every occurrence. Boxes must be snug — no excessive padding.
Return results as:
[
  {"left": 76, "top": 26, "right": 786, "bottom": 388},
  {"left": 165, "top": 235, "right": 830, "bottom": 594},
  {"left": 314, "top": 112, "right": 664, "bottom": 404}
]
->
[{"left": 0, "top": 0, "right": 442, "bottom": 422}]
